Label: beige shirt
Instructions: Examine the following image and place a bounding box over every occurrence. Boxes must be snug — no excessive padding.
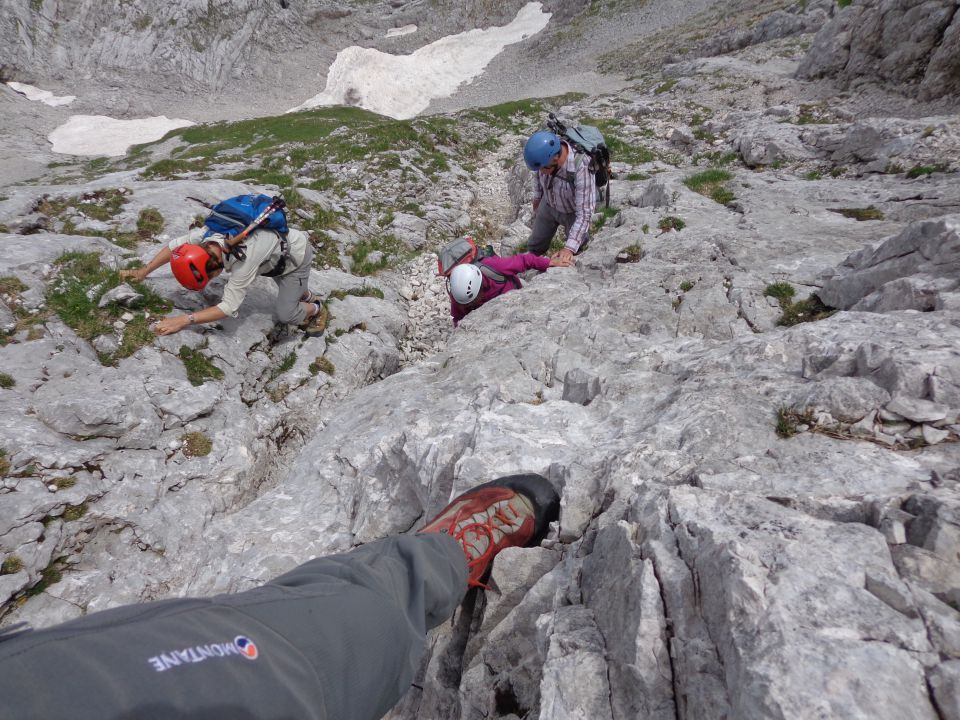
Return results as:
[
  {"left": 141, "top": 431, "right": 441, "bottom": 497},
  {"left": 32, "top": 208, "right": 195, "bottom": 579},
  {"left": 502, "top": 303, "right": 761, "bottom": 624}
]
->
[{"left": 169, "top": 227, "right": 308, "bottom": 317}]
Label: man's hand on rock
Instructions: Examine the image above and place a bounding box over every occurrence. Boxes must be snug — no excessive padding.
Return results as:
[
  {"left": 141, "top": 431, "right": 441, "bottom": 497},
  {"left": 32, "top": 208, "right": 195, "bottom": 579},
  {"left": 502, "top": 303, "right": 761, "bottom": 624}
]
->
[
  {"left": 551, "top": 249, "right": 574, "bottom": 266},
  {"left": 154, "top": 315, "right": 191, "bottom": 336},
  {"left": 119, "top": 268, "right": 147, "bottom": 282}
]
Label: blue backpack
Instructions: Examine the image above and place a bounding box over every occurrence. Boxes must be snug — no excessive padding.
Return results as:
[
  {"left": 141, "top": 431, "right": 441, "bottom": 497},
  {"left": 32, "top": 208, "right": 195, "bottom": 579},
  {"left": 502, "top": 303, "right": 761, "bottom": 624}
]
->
[{"left": 202, "top": 194, "right": 288, "bottom": 240}]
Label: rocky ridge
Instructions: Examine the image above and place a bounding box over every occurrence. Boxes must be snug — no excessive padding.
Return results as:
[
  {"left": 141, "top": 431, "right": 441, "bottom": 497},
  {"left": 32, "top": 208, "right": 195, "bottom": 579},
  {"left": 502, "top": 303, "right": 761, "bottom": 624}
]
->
[{"left": 1, "top": 2, "right": 960, "bottom": 720}]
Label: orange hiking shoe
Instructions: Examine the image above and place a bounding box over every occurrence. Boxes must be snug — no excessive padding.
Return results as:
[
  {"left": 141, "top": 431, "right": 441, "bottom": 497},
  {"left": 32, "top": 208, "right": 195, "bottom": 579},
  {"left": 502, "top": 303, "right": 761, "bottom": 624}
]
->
[{"left": 419, "top": 473, "right": 560, "bottom": 588}]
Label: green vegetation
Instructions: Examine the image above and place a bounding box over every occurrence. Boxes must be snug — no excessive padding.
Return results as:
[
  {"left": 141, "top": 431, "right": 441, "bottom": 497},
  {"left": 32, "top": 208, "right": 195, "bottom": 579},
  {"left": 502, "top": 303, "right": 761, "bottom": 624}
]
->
[
  {"left": 830, "top": 166, "right": 846, "bottom": 178},
  {"left": 309, "top": 356, "right": 335, "bottom": 375},
  {"left": 625, "top": 172, "right": 649, "bottom": 181},
  {"left": 680, "top": 280, "right": 695, "bottom": 292},
  {"left": 136, "top": 207, "right": 165, "bottom": 237},
  {"left": 46, "top": 252, "right": 172, "bottom": 363},
  {"left": 0, "top": 275, "right": 33, "bottom": 298},
  {"left": 617, "top": 244, "right": 643, "bottom": 263},
  {"left": 178, "top": 344, "right": 225, "bottom": 386},
  {"left": 829, "top": 206, "right": 885, "bottom": 221},
  {"left": 268, "top": 352, "right": 297, "bottom": 383},
  {"left": 907, "top": 163, "right": 948, "bottom": 178},
  {"left": 350, "top": 234, "right": 406, "bottom": 276},
  {"left": 654, "top": 79, "right": 677, "bottom": 94},
  {"left": 54, "top": 477, "right": 76, "bottom": 490},
  {"left": 583, "top": 117, "right": 656, "bottom": 165},
  {"left": 1, "top": 555, "right": 23, "bottom": 575},
  {"left": 35, "top": 191, "right": 161, "bottom": 248},
  {"left": 658, "top": 216, "right": 686, "bottom": 232},
  {"left": 764, "top": 282, "right": 795, "bottom": 303},
  {"left": 776, "top": 408, "right": 810, "bottom": 438},
  {"left": 62, "top": 503, "right": 88, "bottom": 522},
  {"left": 804, "top": 170, "right": 823, "bottom": 180},
  {"left": 765, "top": 282, "right": 835, "bottom": 326},
  {"left": 837, "top": 0, "right": 852, "bottom": 7},
  {"left": 684, "top": 168, "right": 735, "bottom": 204},
  {"left": 0, "top": 372, "right": 14, "bottom": 389},
  {"left": 26, "top": 559, "right": 64, "bottom": 597},
  {"left": 592, "top": 206, "right": 619, "bottom": 232},
  {"left": 0, "top": 448, "right": 8, "bottom": 477},
  {"left": 778, "top": 295, "right": 835, "bottom": 326},
  {"left": 796, "top": 103, "right": 833, "bottom": 125},
  {"left": 641, "top": 224, "right": 650, "bottom": 234},
  {"left": 328, "top": 286, "right": 385, "bottom": 301},
  {"left": 181, "top": 431, "right": 213, "bottom": 457}
]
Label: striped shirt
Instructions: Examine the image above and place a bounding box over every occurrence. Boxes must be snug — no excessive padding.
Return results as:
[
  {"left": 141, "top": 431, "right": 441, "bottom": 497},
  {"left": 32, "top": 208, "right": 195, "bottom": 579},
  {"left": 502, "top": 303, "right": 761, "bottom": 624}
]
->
[{"left": 530, "top": 142, "right": 597, "bottom": 252}]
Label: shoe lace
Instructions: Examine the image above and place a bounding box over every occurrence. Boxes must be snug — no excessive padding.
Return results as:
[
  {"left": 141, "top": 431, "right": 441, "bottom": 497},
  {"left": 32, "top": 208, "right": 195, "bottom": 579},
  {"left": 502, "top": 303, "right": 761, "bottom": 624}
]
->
[{"left": 446, "top": 503, "right": 522, "bottom": 589}]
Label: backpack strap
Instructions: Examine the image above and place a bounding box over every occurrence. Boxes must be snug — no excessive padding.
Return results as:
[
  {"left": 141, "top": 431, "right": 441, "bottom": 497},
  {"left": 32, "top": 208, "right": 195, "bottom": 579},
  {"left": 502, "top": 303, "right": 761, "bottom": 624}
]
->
[
  {"left": 477, "top": 262, "right": 522, "bottom": 289},
  {"left": 260, "top": 231, "right": 292, "bottom": 278}
]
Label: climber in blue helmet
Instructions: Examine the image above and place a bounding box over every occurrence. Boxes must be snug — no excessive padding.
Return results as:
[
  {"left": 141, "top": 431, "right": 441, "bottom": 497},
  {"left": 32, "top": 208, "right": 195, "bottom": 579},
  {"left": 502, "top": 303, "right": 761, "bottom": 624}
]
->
[{"left": 522, "top": 129, "right": 597, "bottom": 265}]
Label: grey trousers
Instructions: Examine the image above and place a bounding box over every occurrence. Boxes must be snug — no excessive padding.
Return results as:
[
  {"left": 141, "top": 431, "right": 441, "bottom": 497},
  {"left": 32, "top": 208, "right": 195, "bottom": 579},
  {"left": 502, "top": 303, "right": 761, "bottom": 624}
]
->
[
  {"left": 0, "top": 534, "right": 467, "bottom": 720},
  {"left": 273, "top": 244, "right": 315, "bottom": 325},
  {"left": 528, "top": 202, "right": 585, "bottom": 256}
]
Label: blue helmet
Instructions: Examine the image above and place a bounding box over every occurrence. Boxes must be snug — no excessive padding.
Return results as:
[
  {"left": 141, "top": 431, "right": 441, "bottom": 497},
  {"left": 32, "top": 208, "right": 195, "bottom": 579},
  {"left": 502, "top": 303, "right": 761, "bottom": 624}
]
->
[{"left": 523, "top": 131, "right": 562, "bottom": 170}]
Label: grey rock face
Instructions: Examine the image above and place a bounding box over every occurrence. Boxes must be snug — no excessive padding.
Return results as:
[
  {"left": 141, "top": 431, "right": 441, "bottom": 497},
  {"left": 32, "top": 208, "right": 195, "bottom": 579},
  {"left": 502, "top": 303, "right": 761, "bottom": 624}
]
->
[
  {"left": 797, "top": 0, "right": 960, "bottom": 100},
  {"left": 2, "top": 4, "right": 960, "bottom": 718},
  {"left": 818, "top": 216, "right": 960, "bottom": 310}
]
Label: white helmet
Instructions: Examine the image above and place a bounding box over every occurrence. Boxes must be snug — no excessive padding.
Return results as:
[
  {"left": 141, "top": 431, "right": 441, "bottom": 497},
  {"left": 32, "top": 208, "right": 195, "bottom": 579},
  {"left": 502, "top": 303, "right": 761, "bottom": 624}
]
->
[{"left": 449, "top": 263, "right": 483, "bottom": 304}]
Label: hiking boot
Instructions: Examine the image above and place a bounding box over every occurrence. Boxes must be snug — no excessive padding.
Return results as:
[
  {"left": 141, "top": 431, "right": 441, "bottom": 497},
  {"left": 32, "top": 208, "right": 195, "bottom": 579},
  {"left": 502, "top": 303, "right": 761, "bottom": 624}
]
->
[
  {"left": 299, "top": 304, "right": 328, "bottom": 337},
  {"left": 300, "top": 290, "right": 321, "bottom": 304},
  {"left": 419, "top": 473, "right": 560, "bottom": 588}
]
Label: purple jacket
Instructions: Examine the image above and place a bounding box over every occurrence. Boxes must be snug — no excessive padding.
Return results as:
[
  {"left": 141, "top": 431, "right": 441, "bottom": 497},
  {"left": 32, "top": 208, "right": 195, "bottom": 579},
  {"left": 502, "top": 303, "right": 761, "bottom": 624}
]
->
[{"left": 450, "top": 253, "right": 551, "bottom": 325}]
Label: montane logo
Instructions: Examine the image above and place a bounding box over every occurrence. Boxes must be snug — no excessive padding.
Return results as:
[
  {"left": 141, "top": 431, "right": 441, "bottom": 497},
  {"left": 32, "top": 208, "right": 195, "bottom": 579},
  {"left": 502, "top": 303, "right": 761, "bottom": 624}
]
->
[{"left": 147, "top": 635, "right": 259, "bottom": 672}]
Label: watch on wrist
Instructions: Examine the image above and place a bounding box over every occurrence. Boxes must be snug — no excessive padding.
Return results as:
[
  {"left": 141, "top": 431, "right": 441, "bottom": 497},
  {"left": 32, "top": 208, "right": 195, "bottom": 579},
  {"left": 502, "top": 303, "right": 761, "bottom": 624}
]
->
[{"left": 188, "top": 314, "right": 195, "bottom": 325}]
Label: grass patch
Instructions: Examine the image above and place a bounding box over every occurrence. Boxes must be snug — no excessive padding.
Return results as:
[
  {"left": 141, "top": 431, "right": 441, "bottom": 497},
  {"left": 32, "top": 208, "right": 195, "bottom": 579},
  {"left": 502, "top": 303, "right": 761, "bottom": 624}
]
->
[
  {"left": 592, "top": 206, "right": 619, "bottom": 232},
  {"left": 47, "top": 252, "right": 171, "bottom": 363},
  {"left": 62, "top": 503, "right": 88, "bottom": 522},
  {"left": 136, "top": 207, "right": 165, "bottom": 237},
  {"left": 26, "top": 559, "right": 64, "bottom": 597},
  {"left": 764, "top": 282, "right": 796, "bottom": 303},
  {"left": 658, "top": 216, "right": 686, "bottom": 232},
  {"left": 1, "top": 555, "right": 23, "bottom": 575},
  {"left": 178, "top": 344, "right": 225, "bottom": 386},
  {"left": 328, "top": 286, "right": 385, "bottom": 301},
  {"left": 181, "top": 431, "right": 213, "bottom": 457},
  {"left": 350, "top": 234, "right": 406, "bottom": 276},
  {"left": 0, "top": 276, "right": 27, "bottom": 297},
  {"left": 0, "top": 372, "right": 14, "bottom": 389},
  {"left": 684, "top": 168, "right": 735, "bottom": 204},
  {"left": 616, "top": 244, "right": 643, "bottom": 263},
  {"left": 268, "top": 351, "right": 297, "bottom": 383},
  {"left": 764, "top": 282, "right": 833, "bottom": 325},
  {"left": 829, "top": 206, "right": 884, "bottom": 221},
  {"left": 776, "top": 407, "right": 812, "bottom": 438},
  {"left": 0, "top": 448, "right": 8, "bottom": 476},
  {"left": 309, "top": 356, "right": 335, "bottom": 375},
  {"left": 837, "top": 0, "right": 852, "bottom": 7},
  {"left": 906, "top": 163, "right": 948, "bottom": 178},
  {"left": 654, "top": 79, "right": 677, "bottom": 94},
  {"left": 804, "top": 170, "right": 823, "bottom": 180},
  {"left": 680, "top": 280, "right": 695, "bottom": 292},
  {"left": 778, "top": 295, "right": 835, "bottom": 326}
]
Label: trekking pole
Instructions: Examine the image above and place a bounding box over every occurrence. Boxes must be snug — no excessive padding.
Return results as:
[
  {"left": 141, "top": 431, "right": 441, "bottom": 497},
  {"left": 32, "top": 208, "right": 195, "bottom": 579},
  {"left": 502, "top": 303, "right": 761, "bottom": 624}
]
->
[{"left": 224, "top": 196, "right": 286, "bottom": 256}]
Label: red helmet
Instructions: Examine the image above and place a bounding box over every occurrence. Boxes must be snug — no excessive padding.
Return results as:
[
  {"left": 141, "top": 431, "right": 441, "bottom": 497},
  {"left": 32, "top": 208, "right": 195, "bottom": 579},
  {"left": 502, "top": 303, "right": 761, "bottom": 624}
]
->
[{"left": 170, "top": 244, "right": 212, "bottom": 290}]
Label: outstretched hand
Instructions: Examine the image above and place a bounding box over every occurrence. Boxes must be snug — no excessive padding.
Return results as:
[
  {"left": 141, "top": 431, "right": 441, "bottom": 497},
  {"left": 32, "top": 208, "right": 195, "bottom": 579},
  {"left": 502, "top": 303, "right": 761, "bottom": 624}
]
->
[
  {"left": 549, "top": 249, "right": 574, "bottom": 267},
  {"left": 154, "top": 315, "right": 190, "bottom": 336},
  {"left": 119, "top": 268, "right": 147, "bottom": 282}
]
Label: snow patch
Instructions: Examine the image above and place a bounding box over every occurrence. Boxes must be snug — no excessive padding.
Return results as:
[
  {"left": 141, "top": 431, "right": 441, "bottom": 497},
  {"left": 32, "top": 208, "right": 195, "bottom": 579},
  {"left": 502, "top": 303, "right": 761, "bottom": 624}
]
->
[
  {"left": 49, "top": 115, "right": 195, "bottom": 157},
  {"left": 289, "top": 2, "right": 551, "bottom": 119},
  {"left": 385, "top": 25, "right": 418, "bottom": 38},
  {"left": 6, "top": 81, "right": 75, "bottom": 107}
]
